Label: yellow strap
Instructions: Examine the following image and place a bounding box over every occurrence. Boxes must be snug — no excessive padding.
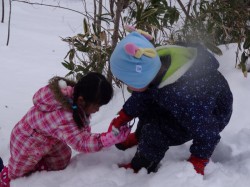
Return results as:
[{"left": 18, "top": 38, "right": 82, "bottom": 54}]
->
[{"left": 135, "top": 48, "right": 157, "bottom": 58}]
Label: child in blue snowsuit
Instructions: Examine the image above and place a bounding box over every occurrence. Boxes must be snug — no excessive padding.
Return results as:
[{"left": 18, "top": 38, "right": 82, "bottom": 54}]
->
[{"left": 108, "top": 27, "right": 233, "bottom": 175}]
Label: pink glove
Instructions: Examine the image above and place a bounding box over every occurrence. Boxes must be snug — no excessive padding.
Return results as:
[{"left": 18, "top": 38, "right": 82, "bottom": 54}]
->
[{"left": 100, "top": 126, "right": 131, "bottom": 148}]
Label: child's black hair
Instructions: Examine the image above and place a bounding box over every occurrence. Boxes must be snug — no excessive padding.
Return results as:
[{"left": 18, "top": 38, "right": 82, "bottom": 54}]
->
[{"left": 72, "top": 72, "right": 113, "bottom": 128}]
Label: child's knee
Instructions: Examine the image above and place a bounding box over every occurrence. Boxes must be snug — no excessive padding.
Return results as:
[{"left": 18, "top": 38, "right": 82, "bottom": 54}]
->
[
  {"left": 57, "top": 152, "right": 71, "bottom": 170},
  {"left": 47, "top": 146, "right": 72, "bottom": 170}
]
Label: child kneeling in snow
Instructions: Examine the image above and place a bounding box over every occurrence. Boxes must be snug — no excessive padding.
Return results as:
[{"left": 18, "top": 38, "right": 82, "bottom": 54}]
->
[
  {"left": 0, "top": 72, "right": 130, "bottom": 187},
  {"left": 108, "top": 26, "right": 233, "bottom": 175}
]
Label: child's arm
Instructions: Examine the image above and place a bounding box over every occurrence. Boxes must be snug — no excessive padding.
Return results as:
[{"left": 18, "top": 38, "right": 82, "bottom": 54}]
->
[
  {"left": 55, "top": 116, "right": 130, "bottom": 153},
  {"left": 100, "top": 126, "right": 131, "bottom": 148}
]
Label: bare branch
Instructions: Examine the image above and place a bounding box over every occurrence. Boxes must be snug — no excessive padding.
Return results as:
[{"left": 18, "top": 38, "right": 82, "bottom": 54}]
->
[
  {"left": 12, "top": 0, "right": 86, "bottom": 16},
  {"left": 176, "top": 0, "right": 192, "bottom": 21},
  {"left": 93, "top": 0, "right": 97, "bottom": 26},
  {"left": 6, "top": 0, "right": 11, "bottom": 46},
  {"left": 1, "top": 0, "right": 4, "bottom": 23},
  {"left": 110, "top": 0, "right": 115, "bottom": 18},
  {"left": 112, "top": 0, "right": 125, "bottom": 48},
  {"left": 187, "top": 0, "right": 193, "bottom": 15},
  {"left": 97, "top": 0, "right": 102, "bottom": 33}
]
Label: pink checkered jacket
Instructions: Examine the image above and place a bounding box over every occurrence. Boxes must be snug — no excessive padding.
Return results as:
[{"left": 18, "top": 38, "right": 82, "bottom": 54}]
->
[{"left": 10, "top": 78, "right": 103, "bottom": 156}]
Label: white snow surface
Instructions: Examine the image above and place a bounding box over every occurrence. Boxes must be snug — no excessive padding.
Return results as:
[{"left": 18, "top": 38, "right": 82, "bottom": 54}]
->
[{"left": 1, "top": 1, "right": 250, "bottom": 187}]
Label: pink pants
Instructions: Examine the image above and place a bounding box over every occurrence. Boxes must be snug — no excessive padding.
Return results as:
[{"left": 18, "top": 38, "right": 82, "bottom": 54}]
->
[
  {"left": 8, "top": 127, "right": 72, "bottom": 179},
  {"left": 8, "top": 142, "right": 71, "bottom": 179}
]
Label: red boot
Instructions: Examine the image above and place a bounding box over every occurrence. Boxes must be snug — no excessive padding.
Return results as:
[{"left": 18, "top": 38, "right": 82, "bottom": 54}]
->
[
  {"left": 115, "top": 132, "right": 138, "bottom": 150},
  {"left": 0, "top": 167, "right": 10, "bottom": 187},
  {"left": 118, "top": 163, "right": 138, "bottom": 173}
]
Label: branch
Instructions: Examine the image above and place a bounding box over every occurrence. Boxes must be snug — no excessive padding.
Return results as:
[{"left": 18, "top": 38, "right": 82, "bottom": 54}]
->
[
  {"left": 1, "top": 0, "right": 4, "bottom": 23},
  {"left": 176, "top": 0, "right": 192, "bottom": 21},
  {"left": 97, "top": 0, "right": 102, "bottom": 33},
  {"left": 108, "top": 0, "right": 126, "bottom": 83},
  {"left": 93, "top": 0, "right": 97, "bottom": 26},
  {"left": 112, "top": 0, "right": 125, "bottom": 48},
  {"left": 6, "top": 0, "right": 11, "bottom": 45},
  {"left": 12, "top": 0, "right": 87, "bottom": 16},
  {"left": 187, "top": 0, "right": 193, "bottom": 15},
  {"left": 110, "top": 0, "right": 115, "bottom": 18}
]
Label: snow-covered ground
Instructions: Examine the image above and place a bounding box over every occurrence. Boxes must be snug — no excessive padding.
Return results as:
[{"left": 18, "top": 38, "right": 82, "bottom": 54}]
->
[{"left": 1, "top": 1, "right": 250, "bottom": 187}]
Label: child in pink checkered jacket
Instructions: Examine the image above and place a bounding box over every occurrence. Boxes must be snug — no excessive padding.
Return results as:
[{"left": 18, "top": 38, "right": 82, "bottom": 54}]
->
[{"left": 0, "top": 72, "right": 130, "bottom": 187}]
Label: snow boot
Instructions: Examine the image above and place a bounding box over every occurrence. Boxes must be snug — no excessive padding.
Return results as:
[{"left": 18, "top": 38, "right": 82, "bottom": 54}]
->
[
  {"left": 0, "top": 166, "right": 10, "bottom": 187},
  {"left": 118, "top": 163, "right": 138, "bottom": 173},
  {"left": 131, "top": 153, "right": 159, "bottom": 173}
]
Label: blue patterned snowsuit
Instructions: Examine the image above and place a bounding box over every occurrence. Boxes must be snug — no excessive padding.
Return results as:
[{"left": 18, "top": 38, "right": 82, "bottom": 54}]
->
[{"left": 123, "top": 45, "right": 233, "bottom": 165}]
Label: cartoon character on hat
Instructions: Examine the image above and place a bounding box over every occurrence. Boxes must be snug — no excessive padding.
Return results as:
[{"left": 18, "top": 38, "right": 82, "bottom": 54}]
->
[{"left": 110, "top": 26, "right": 161, "bottom": 91}]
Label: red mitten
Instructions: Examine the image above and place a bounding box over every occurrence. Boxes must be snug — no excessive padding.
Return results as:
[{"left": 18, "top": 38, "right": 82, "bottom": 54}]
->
[
  {"left": 187, "top": 155, "right": 209, "bottom": 175},
  {"left": 108, "top": 109, "right": 133, "bottom": 134},
  {"left": 116, "top": 132, "right": 138, "bottom": 150}
]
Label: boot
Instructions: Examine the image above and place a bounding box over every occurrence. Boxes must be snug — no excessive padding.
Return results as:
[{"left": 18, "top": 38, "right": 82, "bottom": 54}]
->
[
  {"left": 118, "top": 163, "right": 138, "bottom": 173},
  {"left": 119, "top": 153, "right": 159, "bottom": 174},
  {"left": 0, "top": 167, "right": 10, "bottom": 187},
  {"left": 0, "top": 158, "right": 3, "bottom": 172},
  {"left": 115, "top": 132, "right": 138, "bottom": 151},
  {"left": 131, "top": 153, "right": 159, "bottom": 174}
]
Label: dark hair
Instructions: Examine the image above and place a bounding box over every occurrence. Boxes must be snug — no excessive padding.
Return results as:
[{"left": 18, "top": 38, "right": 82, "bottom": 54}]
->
[{"left": 72, "top": 72, "right": 113, "bottom": 128}]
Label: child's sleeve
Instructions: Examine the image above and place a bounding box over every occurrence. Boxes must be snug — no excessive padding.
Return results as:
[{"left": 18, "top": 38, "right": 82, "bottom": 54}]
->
[
  {"left": 54, "top": 116, "right": 103, "bottom": 153},
  {"left": 66, "top": 131, "right": 103, "bottom": 153}
]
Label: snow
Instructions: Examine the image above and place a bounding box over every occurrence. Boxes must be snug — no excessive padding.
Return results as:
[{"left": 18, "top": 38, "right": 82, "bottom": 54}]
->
[{"left": 1, "top": 1, "right": 250, "bottom": 187}]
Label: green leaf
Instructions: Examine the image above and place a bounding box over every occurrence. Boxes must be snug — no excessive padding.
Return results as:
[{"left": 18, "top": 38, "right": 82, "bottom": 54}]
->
[
  {"left": 65, "top": 71, "right": 74, "bottom": 77},
  {"left": 207, "top": 21, "right": 215, "bottom": 34},
  {"left": 204, "top": 41, "right": 223, "bottom": 56},
  {"left": 62, "top": 60, "right": 74, "bottom": 71},
  {"left": 243, "top": 37, "right": 250, "bottom": 49},
  {"left": 135, "top": 2, "right": 144, "bottom": 22},
  {"left": 241, "top": 52, "right": 248, "bottom": 63},
  {"left": 141, "top": 8, "right": 158, "bottom": 20},
  {"left": 76, "top": 73, "right": 84, "bottom": 81},
  {"left": 92, "top": 23, "right": 97, "bottom": 35},
  {"left": 69, "top": 49, "right": 75, "bottom": 62},
  {"left": 83, "top": 18, "right": 89, "bottom": 34},
  {"left": 64, "top": 50, "right": 71, "bottom": 59}
]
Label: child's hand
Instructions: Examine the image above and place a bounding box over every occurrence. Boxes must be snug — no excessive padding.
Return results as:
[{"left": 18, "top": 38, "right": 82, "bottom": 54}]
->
[
  {"left": 100, "top": 126, "right": 131, "bottom": 148},
  {"left": 187, "top": 155, "right": 209, "bottom": 175},
  {"left": 108, "top": 109, "right": 133, "bottom": 132}
]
